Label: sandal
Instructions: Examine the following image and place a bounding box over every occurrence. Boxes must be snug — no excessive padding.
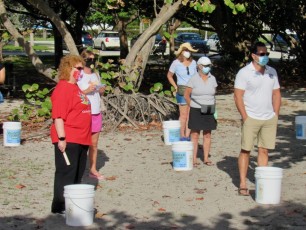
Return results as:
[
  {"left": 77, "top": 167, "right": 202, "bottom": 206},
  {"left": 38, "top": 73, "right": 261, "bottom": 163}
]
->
[
  {"left": 193, "top": 162, "right": 200, "bottom": 167},
  {"left": 238, "top": 188, "right": 250, "bottom": 196},
  {"left": 204, "top": 161, "right": 214, "bottom": 166},
  {"left": 89, "top": 172, "right": 105, "bottom": 181}
]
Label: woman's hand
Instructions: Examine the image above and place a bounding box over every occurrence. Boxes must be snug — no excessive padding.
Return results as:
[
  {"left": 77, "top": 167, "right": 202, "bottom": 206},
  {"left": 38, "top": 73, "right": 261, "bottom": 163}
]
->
[
  {"left": 99, "top": 86, "right": 106, "bottom": 95},
  {"left": 85, "top": 81, "right": 97, "bottom": 94},
  {"left": 58, "top": 140, "right": 66, "bottom": 153}
]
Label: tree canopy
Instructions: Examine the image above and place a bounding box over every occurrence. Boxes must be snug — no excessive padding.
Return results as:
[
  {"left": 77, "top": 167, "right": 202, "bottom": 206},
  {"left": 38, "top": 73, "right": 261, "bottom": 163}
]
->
[{"left": 0, "top": 0, "right": 305, "bottom": 86}]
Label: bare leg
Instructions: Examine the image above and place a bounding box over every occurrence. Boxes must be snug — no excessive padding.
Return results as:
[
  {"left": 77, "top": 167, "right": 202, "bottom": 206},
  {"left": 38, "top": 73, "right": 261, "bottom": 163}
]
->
[
  {"left": 238, "top": 149, "right": 250, "bottom": 192},
  {"left": 191, "top": 130, "right": 200, "bottom": 164},
  {"left": 258, "top": 147, "right": 268, "bottom": 166},
  {"left": 179, "top": 104, "right": 190, "bottom": 138},
  {"left": 185, "top": 106, "right": 191, "bottom": 138},
  {"left": 203, "top": 130, "right": 212, "bottom": 163},
  {"left": 89, "top": 132, "right": 101, "bottom": 176}
]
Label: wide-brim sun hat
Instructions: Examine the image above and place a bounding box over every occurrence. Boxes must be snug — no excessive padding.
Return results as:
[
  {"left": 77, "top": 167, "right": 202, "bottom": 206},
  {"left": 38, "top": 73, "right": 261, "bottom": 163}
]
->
[
  {"left": 175, "top": 42, "right": 198, "bottom": 56},
  {"left": 197, "top": 56, "right": 212, "bottom": 65}
]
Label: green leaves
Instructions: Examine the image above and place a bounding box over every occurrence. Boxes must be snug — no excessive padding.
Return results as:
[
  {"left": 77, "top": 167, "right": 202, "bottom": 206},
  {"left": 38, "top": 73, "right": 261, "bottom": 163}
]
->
[
  {"left": 182, "top": 0, "right": 189, "bottom": 6},
  {"left": 189, "top": 0, "right": 216, "bottom": 14},
  {"left": 8, "top": 83, "right": 52, "bottom": 122},
  {"left": 224, "top": 0, "right": 246, "bottom": 14},
  {"left": 150, "top": 82, "right": 163, "bottom": 94},
  {"left": 149, "top": 82, "right": 176, "bottom": 99}
]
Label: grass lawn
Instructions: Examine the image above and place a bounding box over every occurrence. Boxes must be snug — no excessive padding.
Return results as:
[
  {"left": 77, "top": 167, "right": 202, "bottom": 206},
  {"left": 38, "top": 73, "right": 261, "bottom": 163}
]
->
[
  {"left": 2, "top": 55, "right": 56, "bottom": 99},
  {"left": 3, "top": 44, "right": 52, "bottom": 51}
]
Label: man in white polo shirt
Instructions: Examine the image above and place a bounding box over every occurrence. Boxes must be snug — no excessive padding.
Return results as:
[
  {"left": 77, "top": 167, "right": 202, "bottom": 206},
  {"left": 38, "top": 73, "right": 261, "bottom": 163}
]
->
[{"left": 234, "top": 41, "right": 282, "bottom": 196}]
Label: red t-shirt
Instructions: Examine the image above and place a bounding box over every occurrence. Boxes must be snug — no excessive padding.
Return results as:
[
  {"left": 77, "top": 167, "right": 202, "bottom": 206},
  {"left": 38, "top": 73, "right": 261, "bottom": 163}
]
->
[{"left": 50, "top": 80, "right": 92, "bottom": 145}]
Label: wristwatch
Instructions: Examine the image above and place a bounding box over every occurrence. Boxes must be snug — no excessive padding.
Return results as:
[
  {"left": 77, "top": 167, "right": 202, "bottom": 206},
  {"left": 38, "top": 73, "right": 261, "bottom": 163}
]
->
[{"left": 58, "top": 137, "right": 66, "bottom": 141}]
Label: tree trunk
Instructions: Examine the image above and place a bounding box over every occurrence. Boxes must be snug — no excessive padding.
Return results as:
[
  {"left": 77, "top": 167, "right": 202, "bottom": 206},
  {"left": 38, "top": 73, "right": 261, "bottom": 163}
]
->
[
  {"left": 135, "top": 36, "right": 155, "bottom": 90},
  {"left": 27, "top": 0, "right": 79, "bottom": 56},
  {"left": 0, "top": 42, "right": 4, "bottom": 61},
  {"left": 118, "top": 20, "right": 129, "bottom": 59},
  {"left": 53, "top": 28, "right": 64, "bottom": 68},
  {"left": 124, "top": 0, "right": 182, "bottom": 89},
  {"left": 168, "top": 18, "right": 181, "bottom": 60},
  {"left": 0, "top": 0, "right": 54, "bottom": 80},
  {"left": 125, "top": 1, "right": 182, "bottom": 66}
]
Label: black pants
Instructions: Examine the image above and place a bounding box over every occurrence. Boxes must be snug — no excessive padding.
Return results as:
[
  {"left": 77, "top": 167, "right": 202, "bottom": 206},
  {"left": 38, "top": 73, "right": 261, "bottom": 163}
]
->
[{"left": 51, "top": 143, "right": 89, "bottom": 213}]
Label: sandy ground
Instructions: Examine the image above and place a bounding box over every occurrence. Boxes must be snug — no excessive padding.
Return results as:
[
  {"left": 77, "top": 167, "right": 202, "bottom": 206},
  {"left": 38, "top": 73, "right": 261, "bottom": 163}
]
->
[{"left": 0, "top": 90, "right": 306, "bottom": 230}]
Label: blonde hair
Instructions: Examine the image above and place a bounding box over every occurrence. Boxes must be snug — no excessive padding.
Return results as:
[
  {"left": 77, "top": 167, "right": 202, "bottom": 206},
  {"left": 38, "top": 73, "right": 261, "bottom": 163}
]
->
[{"left": 58, "top": 55, "right": 85, "bottom": 81}]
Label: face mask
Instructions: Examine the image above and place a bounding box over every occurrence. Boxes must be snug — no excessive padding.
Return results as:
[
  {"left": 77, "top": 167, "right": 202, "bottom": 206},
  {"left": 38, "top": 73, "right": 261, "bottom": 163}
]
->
[
  {"left": 85, "top": 58, "right": 95, "bottom": 69},
  {"left": 202, "top": 66, "right": 211, "bottom": 74},
  {"left": 73, "top": 70, "right": 83, "bottom": 81},
  {"left": 183, "top": 51, "right": 191, "bottom": 59},
  {"left": 257, "top": 56, "right": 269, "bottom": 66}
]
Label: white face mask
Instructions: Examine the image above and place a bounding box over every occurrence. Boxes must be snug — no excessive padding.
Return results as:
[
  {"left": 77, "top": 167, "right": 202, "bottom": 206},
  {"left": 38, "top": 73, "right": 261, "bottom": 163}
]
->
[{"left": 183, "top": 51, "right": 191, "bottom": 59}]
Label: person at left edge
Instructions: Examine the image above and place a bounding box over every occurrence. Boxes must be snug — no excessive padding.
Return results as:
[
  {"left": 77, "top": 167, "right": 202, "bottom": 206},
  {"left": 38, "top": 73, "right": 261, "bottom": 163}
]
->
[
  {"left": 0, "top": 62, "right": 5, "bottom": 103},
  {"left": 50, "top": 55, "right": 91, "bottom": 214}
]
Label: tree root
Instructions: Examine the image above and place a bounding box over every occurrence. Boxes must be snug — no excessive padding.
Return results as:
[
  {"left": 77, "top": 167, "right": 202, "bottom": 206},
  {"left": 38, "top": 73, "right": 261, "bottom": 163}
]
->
[{"left": 103, "top": 93, "right": 178, "bottom": 131}]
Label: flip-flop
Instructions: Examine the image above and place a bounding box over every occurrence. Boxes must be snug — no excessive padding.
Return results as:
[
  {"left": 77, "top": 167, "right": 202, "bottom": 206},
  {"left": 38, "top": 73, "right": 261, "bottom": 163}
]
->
[
  {"left": 193, "top": 162, "right": 200, "bottom": 167},
  {"left": 238, "top": 188, "right": 250, "bottom": 196},
  {"left": 204, "top": 161, "right": 214, "bottom": 166},
  {"left": 89, "top": 172, "right": 105, "bottom": 181}
]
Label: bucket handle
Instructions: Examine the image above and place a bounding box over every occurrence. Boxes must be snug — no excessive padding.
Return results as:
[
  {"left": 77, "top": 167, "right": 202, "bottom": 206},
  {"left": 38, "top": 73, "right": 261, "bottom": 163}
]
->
[{"left": 66, "top": 196, "right": 94, "bottom": 213}]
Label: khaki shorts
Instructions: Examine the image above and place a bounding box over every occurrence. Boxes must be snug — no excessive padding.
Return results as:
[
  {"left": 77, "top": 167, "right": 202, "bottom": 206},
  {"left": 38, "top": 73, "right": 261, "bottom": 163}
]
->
[{"left": 241, "top": 115, "right": 278, "bottom": 151}]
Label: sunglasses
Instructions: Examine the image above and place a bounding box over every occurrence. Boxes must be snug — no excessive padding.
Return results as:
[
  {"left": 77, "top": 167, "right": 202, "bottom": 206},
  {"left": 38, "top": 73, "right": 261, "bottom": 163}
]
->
[
  {"left": 256, "top": 52, "right": 270, "bottom": 56},
  {"left": 74, "top": 66, "right": 84, "bottom": 71},
  {"left": 202, "top": 64, "right": 212, "bottom": 68},
  {"left": 186, "top": 66, "right": 190, "bottom": 75}
]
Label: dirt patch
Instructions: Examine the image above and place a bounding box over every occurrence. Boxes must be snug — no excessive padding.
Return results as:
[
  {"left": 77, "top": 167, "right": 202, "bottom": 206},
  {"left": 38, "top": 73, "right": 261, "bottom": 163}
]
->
[{"left": 0, "top": 89, "right": 305, "bottom": 229}]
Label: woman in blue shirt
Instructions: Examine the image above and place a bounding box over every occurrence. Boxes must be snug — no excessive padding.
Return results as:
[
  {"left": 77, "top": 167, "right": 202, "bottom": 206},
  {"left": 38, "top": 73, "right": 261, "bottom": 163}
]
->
[{"left": 167, "top": 43, "right": 197, "bottom": 140}]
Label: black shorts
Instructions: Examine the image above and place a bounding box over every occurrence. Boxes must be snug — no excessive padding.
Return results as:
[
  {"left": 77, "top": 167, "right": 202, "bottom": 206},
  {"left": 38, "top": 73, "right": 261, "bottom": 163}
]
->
[{"left": 188, "top": 107, "right": 217, "bottom": 131}]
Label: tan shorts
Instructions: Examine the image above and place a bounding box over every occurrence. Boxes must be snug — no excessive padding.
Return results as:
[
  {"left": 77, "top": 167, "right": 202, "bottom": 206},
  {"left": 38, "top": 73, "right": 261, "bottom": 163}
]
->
[{"left": 241, "top": 115, "right": 278, "bottom": 151}]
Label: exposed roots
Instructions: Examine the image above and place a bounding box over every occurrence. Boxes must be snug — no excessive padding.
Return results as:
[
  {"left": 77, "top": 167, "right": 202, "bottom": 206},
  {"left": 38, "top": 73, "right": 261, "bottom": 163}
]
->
[{"left": 102, "top": 93, "right": 178, "bottom": 132}]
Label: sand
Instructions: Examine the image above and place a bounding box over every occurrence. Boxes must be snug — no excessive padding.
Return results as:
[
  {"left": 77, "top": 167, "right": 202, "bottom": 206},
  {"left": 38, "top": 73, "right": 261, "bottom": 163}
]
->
[{"left": 0, "top": 90, "right": 305, "bottom": 230}]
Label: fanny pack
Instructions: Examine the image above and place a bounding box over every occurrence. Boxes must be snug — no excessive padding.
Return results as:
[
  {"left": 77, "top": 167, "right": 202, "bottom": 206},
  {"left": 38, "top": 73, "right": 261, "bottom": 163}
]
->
[
  {"left": 177, "top": 85, "right": 188, "bottom": 96},
  {"left": 200, "top": 104, "right": 215, "bottom": 114},
  {"left": 192, "top": 98, "right": 215, "bottom": 115}
]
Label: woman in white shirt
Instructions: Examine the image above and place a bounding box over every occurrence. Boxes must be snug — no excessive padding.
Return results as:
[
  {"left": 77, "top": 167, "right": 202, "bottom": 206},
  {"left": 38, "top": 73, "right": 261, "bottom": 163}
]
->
[{"left": 78, "top": 49, "right": 106, "bottom": 180}]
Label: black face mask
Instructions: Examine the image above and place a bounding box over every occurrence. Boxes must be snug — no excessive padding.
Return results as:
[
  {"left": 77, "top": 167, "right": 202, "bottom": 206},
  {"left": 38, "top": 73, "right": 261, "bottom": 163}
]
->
[{"left": 85, "top": 58, "right": 95, "bottom": 69}]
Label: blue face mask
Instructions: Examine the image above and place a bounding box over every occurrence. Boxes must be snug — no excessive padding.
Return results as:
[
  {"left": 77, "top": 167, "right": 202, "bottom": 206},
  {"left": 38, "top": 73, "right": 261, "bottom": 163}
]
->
[
  {"left": 202, "top": 66, "right": 211, "bottom": 74},
  {"left": 257, "top": 56, "right": 269, "bottom": 66}
]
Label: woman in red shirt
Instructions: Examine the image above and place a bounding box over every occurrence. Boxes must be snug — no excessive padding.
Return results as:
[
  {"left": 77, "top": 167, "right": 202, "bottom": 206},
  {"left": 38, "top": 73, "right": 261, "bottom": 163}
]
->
[{"left": 50, "top": 55, "right": 91, "bottom": 214}]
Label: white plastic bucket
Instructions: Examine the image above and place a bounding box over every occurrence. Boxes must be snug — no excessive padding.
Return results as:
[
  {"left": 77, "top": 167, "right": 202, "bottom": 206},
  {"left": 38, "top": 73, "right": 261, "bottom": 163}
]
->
[
  {"left": 3, "top": 122, "right": 21, "bottom": 146},
  {"left": 255, "top": 167, "right": 283, "bottom": 204},
  {"left": 295, "top": 116, "right": 306, "bottom": 139},
  {"left": 171, "top": 141, "right": 193, "bottom": 171},
  {"left": 64, "top": 184, "right": 95, "bottom": 226},
  {"left": 163, "top": 120, "right": 181, "bottom": 145}
]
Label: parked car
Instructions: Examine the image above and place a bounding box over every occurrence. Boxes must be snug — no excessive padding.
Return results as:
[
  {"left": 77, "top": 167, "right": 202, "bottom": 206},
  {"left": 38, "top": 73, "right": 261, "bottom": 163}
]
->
[
  {"left": 206, "top": 33, "right": 220, "bottom": 51},
  {"left": 130, "top": 34, "right": 167, "bottom": 55},
  {"left": 81, "top": 31, "right": 94, "bottom": 47},
  {"left": 174, "top": 32, "right": 209, "bottom": 54},
  {"left": 62, "top": 31, "right": 93, "bottom": 50},
  {"left": 93, "top": 31, "right": 120, "bottom": 50},
  {"left": 271, "top": 34, "right": 299, "bottom": 53}
]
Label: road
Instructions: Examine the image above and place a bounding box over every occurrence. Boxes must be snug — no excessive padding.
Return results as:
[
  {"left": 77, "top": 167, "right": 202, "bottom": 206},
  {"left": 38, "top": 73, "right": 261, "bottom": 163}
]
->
[{"left": 4, "top": 40, "right": 290, "bottom": 61}]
